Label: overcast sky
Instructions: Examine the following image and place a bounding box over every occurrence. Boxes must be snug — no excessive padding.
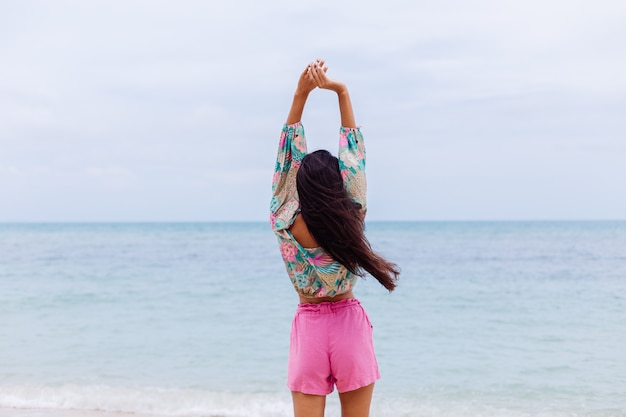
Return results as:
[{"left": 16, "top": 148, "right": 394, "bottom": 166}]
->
[{"left": 1, "top": 0, "right": 625, "bottom": 222}]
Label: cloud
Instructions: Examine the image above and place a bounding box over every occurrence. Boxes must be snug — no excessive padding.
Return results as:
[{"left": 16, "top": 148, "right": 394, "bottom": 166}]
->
[{"left": 1, "top": 0, "right": 625, "bottom": 221}]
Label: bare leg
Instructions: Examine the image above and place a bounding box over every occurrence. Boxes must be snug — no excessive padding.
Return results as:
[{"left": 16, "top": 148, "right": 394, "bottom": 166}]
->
[
  {"left": 292, "top": 391, "right": 326, "bottom": 417},
  {"left": 338, "top": 383, "right": 375, "bottom": 417}
]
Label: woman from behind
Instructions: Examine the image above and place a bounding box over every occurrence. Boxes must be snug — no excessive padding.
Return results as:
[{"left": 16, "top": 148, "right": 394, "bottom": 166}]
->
[{"left": 270, "top": 59, "right": 399, "bottom": 417}]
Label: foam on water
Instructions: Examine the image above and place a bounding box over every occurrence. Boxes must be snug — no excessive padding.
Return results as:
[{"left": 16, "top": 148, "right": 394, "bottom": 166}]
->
[
  {"left": 0, "top": 384, "right": 624, "bottom": 417},
  {"left": 0, "top": 384, "right": 292, "bottom": 417}
]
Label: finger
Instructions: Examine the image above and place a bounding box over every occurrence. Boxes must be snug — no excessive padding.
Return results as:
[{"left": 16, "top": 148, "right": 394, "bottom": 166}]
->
[
  {"left": 314, "top": 65, "right": 328, "bottom": 81},
  {"left": 307, "top": 67, "right": 318, "bottom": 84},
  {"left": 301, "top": 63, "right": 313, "bottom": 79},
  {"left": 309, "top": 65, "right": 323, "bottom": 86}
]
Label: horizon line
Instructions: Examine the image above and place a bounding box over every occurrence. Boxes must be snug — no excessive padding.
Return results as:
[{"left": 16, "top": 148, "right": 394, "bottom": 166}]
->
[{"left": 1, "top": 219, "right": 625, "bottom": 224}]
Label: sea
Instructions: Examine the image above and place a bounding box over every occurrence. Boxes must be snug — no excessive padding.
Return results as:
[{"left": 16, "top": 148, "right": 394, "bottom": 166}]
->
[{"left": 0, "top": 221, "right": 625, "bottom": 417}]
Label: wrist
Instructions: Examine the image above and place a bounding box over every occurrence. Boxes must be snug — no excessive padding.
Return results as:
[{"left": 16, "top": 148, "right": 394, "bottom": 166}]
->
[
  {"left": 332, "top": 83, "right": 348, "bottom": 94},
  {"left": 294, "top": 89, "right": 311, "bottom": 98}
]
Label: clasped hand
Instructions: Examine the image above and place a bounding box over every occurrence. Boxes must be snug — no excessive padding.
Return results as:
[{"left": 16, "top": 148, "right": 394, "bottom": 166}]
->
[{"left": 296, "top": 59, "right": 346, "bottom": 96}]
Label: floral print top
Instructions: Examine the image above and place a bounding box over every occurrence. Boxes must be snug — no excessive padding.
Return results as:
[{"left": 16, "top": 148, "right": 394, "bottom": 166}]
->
[{"left": 270, "top": 122, "right": 367, "bottom": 298}]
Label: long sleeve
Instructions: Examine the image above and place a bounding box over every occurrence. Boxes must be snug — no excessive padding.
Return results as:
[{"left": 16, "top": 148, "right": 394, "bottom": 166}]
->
[
  {"left": 270, "top": 123, "right": 363, "bottom": 299},
  {"left": 270, "top": 122, "right": 308, "bottom": 231},
  {"left": 338, "top": 126, "right": 367, "bottom": 216}
]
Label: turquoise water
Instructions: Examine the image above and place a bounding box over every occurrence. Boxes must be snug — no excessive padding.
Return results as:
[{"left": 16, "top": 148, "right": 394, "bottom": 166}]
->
[{"left": 1, "top": 221, "right": 625, "bottom": 416}]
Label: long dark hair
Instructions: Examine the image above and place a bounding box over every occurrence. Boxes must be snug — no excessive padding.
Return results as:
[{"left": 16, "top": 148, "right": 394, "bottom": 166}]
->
[{"left": 296, "top": 150, "right": 399, "bottom": 291}]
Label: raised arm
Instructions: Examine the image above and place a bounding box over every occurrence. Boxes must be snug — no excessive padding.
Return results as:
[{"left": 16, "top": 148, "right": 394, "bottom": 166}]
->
[
  {"left": 285, "top": 63, "right": 321, "bottom": 125},
  {"left": 308, "top": 60, "right": 365, "bottom": 214},
  {"left": 308, "top": 60, "right": 356, "bottom": 128},
  {"left": 272, "top": 63, "right": 319, "bottom": 231}
]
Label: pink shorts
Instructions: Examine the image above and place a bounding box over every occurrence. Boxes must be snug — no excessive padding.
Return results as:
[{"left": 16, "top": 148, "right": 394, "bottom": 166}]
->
[{"left": 287, "top": 298, "right": 380, "bottom": 395}]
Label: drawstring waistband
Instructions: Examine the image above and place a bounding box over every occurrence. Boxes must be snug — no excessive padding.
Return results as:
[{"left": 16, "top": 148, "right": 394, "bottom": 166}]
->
[{"left": 296, "top": 298, "right": 360, "bottom": 314}]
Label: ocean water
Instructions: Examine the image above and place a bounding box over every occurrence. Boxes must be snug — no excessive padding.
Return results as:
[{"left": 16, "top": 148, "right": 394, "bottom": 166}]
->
[{"left": 0, "top": 221, "right": 625, "bottom": 417}]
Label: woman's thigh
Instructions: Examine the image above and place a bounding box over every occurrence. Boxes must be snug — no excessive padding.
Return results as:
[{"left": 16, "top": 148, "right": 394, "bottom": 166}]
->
[
  {"left": 338, "top": 383, "right": 375, "bottom": 417},
  {"left": 291, "top": 391, "right": 326, "bottom": 417}
]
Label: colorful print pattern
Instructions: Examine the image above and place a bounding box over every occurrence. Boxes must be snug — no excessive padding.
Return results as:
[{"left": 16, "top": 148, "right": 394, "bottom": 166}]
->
[{"left": 270, "top": 122, "right": 367, "bottom": 298}]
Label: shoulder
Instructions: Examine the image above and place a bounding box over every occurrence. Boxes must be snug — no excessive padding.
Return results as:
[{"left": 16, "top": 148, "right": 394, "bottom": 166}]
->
[{"left": 289, "top": 215, "right": 319, "bottom": 249}]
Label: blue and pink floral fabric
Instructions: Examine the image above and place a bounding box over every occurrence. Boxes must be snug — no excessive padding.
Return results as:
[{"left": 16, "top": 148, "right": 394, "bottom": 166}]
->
[{"left": 270, "top": 122, "right": 367, "bottom": 298}]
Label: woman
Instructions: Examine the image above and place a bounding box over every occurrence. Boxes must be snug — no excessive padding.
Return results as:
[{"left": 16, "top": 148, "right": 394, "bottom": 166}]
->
[{"left": 270, "top": 59, "right": 399, "bottom": 417}]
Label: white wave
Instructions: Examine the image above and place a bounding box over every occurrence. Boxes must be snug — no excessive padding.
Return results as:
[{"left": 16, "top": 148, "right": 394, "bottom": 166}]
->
[
  {"left": 0, "top": 384, "right": 292, "bottom": 417},
  {"left": 0, "top": 384, "right": 623, "bottom": 417}
]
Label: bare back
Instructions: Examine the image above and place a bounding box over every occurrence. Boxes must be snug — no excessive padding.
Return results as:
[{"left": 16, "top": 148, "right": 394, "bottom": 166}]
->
[{"left": 289, "top": 214, "right": 318, "bottom": 249}]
